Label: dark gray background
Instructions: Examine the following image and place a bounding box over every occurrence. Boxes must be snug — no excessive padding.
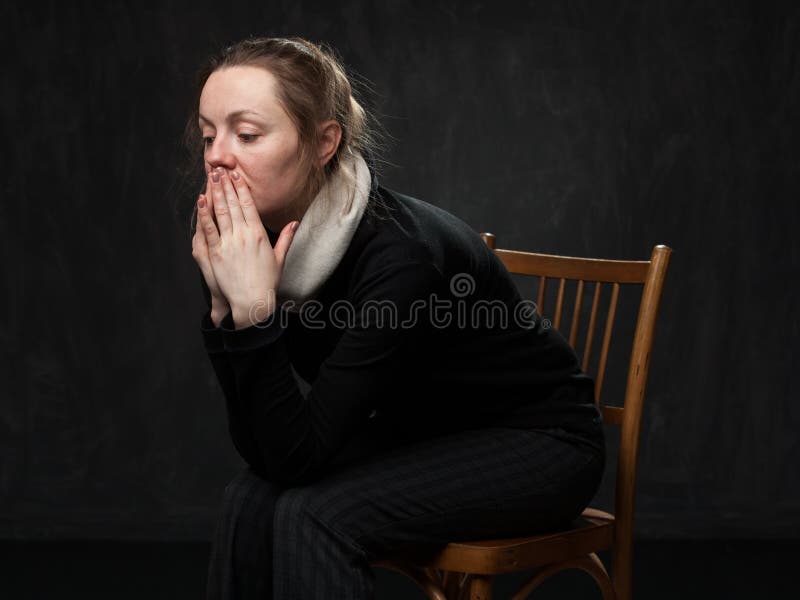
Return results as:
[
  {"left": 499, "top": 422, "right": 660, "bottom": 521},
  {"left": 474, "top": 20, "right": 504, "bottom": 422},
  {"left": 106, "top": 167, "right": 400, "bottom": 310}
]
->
[{"left": 1, "top": 0, "right": 797, "bottom": 541}]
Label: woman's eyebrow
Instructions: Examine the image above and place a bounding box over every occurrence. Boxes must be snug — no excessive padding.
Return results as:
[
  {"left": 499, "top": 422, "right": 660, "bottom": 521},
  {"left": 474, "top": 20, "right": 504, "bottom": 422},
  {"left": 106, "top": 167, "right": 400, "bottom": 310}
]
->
[{"left": 198, "top": 110, "right": 266, "bottom": 125}]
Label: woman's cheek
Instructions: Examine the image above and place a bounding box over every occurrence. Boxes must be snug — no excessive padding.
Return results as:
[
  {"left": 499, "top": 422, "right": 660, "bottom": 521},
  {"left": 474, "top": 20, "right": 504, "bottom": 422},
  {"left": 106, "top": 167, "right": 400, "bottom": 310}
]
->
[{"left": 252, "top": 178, "right": 290, "bottom": 210}]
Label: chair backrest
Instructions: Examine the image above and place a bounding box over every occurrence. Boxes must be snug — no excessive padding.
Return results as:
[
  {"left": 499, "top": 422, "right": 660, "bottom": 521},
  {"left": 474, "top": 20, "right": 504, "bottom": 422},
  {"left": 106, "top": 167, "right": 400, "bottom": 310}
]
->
[{"left": 479, "top": 233, "right": 672, "bottom": 594}]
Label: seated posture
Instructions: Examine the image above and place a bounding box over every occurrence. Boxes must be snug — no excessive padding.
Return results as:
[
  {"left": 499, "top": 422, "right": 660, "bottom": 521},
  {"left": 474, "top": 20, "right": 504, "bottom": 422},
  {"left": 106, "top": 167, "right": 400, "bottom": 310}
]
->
[{"left": 189, "top": 36, "right": 605, "bottom": 600}]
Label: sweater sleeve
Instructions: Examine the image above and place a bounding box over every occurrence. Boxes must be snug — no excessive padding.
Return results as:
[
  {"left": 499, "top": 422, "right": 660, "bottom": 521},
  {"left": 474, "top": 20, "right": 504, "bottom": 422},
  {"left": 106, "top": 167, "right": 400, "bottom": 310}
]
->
[
  {"left": 216, "top": 259, "right": 444, "bottom": 485},
  {"left": 197, "top": 272, "right": 266, "bottom": 471}
]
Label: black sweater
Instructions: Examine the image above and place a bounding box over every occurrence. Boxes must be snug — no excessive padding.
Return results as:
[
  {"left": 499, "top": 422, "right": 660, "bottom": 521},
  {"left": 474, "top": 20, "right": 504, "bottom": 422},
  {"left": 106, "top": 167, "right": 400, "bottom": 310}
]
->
[{"left": 199, "top": 173, "right": 604, "bottom": 485}]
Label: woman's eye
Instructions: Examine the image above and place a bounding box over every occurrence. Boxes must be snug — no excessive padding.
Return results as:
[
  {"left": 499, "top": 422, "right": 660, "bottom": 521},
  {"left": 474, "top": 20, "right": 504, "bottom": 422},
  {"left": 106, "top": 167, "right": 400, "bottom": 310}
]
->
[{"left": 201, "top": 134, "right": 258, "bottom": 147}]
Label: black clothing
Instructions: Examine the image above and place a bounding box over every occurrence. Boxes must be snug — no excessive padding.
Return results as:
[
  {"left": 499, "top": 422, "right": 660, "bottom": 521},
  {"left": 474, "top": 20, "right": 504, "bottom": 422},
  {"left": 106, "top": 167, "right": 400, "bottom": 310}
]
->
[
  {"left": 199, "top": 173, "right": 603, "bottom": 485},
  {"left": 206, "top": 425, "right": 604, "bottom": 599}
]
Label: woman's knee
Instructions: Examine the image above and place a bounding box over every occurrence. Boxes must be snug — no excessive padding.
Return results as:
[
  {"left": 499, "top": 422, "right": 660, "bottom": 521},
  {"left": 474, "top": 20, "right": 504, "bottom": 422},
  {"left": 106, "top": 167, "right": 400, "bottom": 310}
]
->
[
  {"left": 273, "top": 484, "right": 363, "bottom": 553},
  {"left": 552, "top": 449, "right": 606, "bottom": 528},
  {"left": 272, "top": 486, "right": 321, "bottom": 531},
  {"left": 219, "top": 467, "right": 284, "bottom": 525}
]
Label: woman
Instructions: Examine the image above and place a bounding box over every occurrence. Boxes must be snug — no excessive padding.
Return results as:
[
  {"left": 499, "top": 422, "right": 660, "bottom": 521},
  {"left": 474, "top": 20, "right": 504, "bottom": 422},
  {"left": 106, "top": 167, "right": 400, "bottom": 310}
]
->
[{"left": 188, "top": 36, "right": 605, "bottom": 600}]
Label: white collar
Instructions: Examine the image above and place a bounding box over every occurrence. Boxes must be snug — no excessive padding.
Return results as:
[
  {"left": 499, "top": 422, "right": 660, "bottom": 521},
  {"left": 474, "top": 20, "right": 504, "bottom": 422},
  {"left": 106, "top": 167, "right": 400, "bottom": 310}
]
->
[{"left": 276, "top": 150, "right": 371, "bottom": 311}]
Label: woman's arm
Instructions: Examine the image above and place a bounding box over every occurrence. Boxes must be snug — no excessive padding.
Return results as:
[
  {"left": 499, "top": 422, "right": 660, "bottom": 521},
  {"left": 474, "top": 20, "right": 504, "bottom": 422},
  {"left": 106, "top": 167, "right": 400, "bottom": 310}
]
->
[
  {"left": 198, "top": 271, "right": 267, "bottom": 472},
  {"left": 214, "top": 259, "right": 444, "bottom": 485}
]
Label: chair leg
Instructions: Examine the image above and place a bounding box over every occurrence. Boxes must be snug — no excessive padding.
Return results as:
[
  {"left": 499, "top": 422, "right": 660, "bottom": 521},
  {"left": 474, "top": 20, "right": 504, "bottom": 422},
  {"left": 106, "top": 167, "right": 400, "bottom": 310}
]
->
[
  {"left": 469, "top": 575, "right": 493, "bottom": 600},
  {"left": 441, "top": 571, "right": 476, "bottom": 600},
  {"left": 457, "top": 575, "right": 475, "bottom": 600},
  {"left": 441, "top": 570, "right": 465, "bottom": 599},
  {"left": 510, "top": 553, "right": 616, "bottom": 600}
]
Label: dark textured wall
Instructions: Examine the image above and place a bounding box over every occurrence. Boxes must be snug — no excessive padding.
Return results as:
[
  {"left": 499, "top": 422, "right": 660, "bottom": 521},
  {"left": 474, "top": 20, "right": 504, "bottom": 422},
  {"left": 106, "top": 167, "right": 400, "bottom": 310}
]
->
[{"left": 1, "top": 0, "right": 797, "bottom": 540}]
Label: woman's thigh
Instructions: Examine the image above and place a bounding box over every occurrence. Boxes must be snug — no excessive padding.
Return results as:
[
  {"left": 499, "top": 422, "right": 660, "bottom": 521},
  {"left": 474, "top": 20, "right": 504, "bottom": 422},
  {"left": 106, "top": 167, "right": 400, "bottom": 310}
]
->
[{"left": 275, "top": 425, "right": 605, "bottom": 561}]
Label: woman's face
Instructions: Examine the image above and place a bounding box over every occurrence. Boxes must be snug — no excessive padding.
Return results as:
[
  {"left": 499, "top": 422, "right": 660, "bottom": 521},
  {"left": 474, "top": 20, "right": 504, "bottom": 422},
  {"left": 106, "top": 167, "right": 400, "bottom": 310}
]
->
[{"left": 198, "top": 65, "right": 305, "bottom": 228}]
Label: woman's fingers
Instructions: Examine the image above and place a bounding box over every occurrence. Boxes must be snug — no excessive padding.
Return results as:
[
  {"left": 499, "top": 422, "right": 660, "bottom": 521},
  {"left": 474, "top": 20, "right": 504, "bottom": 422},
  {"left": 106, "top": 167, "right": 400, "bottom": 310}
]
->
[
  {"left": 197, "top": 192, "right": 222, "bottom": 249},
  {"left": 218, "top": 169, "right": 246, "bottom": 228},
  {"left": 210, "top": 168, "right": 233, "bottom": 237},
  {"left": 192, "top": 195, "right": 214, "bottom": 273},
  {"left": 191, "top": 197, "right": 208, "bottom": 259},
  {"left": 193, "top": 194, "right": 230, "bottom": 307},
  {"left": 205, "top": 173, "right": 215, "bottom": 222},
  {"left": 272, "top": 220, "right": 299, "bottom": 275},
  {"left": 228, "top": 169, "right": 261, "bottom": 225}
]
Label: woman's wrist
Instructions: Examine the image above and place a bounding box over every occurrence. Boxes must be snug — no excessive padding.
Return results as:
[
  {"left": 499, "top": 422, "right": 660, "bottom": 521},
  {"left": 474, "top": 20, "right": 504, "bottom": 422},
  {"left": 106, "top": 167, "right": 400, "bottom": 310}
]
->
[
  {"left": 210, "top": 297, "right": 231, "bottom": 328},
  {"left": 231, "top": 293, "right": 277, "bottom": 331}
]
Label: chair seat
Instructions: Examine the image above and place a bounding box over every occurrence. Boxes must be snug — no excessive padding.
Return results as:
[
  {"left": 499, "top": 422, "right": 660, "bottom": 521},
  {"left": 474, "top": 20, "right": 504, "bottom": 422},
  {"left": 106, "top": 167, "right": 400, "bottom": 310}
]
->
[{"left": 399, "top": 507, "right": 615, "bottom": 576}]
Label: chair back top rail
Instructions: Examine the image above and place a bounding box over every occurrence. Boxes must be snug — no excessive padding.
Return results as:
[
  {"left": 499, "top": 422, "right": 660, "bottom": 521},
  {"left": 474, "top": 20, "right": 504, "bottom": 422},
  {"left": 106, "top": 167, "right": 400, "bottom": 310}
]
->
[{"left": 493, "top": 248, "right": 651, "bottom": 283}]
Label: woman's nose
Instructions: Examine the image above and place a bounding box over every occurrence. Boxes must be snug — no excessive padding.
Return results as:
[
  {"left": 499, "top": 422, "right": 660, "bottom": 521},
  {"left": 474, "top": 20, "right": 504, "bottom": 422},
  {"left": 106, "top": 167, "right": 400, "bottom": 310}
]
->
[{"left": 205, "top": 138, "right": 235, "bottom": 171}]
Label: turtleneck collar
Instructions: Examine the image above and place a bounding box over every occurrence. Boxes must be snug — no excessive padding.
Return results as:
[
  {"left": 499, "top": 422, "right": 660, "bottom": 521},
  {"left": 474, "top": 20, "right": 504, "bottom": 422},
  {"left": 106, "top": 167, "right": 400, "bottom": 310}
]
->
[{"left": 265, "top": 147, "right": 379, "bottom": 245}]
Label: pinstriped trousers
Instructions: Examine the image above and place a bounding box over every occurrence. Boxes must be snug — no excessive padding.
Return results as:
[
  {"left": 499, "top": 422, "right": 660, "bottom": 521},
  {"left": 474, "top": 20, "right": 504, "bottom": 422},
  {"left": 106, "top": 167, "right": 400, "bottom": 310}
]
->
[{"left": 205, "top": 423, "right": 605, "bottom": 599}]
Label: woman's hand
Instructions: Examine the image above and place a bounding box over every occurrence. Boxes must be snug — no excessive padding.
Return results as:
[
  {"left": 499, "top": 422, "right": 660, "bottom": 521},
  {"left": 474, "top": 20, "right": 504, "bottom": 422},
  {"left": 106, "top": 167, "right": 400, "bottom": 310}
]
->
[
  {"left": 192, "top": 174, "right": 230, "bottom": 325},
  {"left": 196, "top": 166, "right": 298, "bottom": 330}
]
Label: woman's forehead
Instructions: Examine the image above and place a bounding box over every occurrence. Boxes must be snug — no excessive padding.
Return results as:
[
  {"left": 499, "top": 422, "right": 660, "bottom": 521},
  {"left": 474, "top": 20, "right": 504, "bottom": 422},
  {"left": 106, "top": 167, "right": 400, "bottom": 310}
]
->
[{"left": 199, "top": 66, "right": 283, "bottom": 121}]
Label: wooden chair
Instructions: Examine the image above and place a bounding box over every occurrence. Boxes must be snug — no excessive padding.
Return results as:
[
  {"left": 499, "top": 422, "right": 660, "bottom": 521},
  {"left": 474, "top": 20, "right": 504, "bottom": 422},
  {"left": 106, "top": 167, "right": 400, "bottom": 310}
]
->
[{"left": 372, "top": 237, "right": 673, "bottom": 600}]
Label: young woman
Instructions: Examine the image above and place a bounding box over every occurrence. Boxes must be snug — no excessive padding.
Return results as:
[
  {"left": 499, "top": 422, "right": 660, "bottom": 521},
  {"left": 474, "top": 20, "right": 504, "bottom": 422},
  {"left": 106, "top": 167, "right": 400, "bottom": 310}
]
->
[{"left": 188, "top": 36, "right": 605, "bottom": 600}]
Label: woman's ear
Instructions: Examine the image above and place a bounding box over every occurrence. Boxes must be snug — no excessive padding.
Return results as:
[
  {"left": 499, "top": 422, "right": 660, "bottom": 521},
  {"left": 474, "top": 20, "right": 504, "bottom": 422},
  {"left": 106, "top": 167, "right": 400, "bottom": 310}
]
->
[{"left": 316, "top": 120, "right": 343, "bottom": 167}]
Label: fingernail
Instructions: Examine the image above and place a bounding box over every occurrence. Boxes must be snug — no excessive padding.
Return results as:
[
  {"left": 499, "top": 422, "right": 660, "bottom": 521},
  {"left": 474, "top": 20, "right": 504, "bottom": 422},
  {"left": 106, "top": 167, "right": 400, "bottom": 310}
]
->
[
  {"left": 231, "top": 170, "right": 240, "bottom": 180},
  {"left": 198, "top": 195, "right": 206, "bottom": 208},
  {"left": 211, "top": 172, "right": 219, "bottom": 183},
  {"left": 292, "top": 221, "right": 299, "bottom": 232}
]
